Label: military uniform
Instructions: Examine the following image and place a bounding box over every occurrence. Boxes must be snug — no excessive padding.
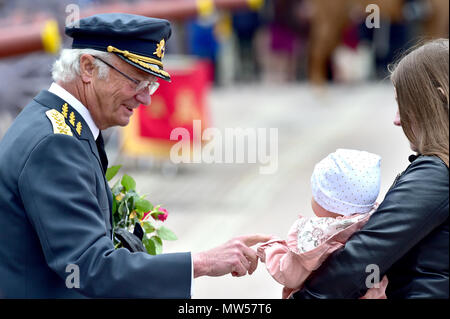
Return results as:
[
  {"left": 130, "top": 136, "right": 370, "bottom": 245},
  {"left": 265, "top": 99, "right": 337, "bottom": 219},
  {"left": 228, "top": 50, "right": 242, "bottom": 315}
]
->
[{"left": 0, "top": 14, "right": 191, "bottom": 298}]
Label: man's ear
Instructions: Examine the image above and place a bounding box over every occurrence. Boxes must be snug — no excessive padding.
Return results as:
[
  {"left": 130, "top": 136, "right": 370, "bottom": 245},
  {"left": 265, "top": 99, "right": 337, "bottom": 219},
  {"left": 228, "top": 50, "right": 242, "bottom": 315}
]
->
[{"left": 79, "top": 54, "right": 96, "bottom": 83}]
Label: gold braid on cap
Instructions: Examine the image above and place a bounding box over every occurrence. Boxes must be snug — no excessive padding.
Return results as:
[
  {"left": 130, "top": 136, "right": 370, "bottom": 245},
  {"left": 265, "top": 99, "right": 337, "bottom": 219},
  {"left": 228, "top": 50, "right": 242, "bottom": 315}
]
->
[{"left": 107, "top": 45, "right": 170, "bottom": 78}]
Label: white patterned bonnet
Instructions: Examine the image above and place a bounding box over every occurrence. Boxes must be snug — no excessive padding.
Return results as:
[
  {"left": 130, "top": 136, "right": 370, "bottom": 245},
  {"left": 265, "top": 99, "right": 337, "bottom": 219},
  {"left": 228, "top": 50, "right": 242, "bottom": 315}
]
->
[{"left": 311, "top": 149, "right": 381, "bottom": 216}]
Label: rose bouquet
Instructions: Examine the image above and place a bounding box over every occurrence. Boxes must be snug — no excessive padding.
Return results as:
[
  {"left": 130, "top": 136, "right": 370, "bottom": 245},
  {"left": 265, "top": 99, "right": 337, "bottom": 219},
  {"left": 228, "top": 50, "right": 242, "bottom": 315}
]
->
[{"left": 106, "top": 165, "right": 177, "bottom": 255}]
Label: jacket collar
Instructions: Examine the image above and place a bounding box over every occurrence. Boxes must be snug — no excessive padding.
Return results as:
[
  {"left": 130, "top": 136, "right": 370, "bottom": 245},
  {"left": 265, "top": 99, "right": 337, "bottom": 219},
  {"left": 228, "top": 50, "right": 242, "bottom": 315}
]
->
[
  {"left": 408, "top": 154, "right": 421, "bottom": 163},
  {"left": 33, "top": 90, "right": 104, "bottom": 171},
  {"left": 48, "top": 82, "right": 99, "bottom": 140},
  {"left": 33, "top": 90, "right": 95, "bottom": 141}
]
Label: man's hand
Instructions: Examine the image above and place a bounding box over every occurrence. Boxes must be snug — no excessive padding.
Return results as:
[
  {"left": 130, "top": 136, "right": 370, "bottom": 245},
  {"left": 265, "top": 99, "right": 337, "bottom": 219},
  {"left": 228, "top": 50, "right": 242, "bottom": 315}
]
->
[{"left": 192, "top": 234, "right": 272, "bottom": 278}]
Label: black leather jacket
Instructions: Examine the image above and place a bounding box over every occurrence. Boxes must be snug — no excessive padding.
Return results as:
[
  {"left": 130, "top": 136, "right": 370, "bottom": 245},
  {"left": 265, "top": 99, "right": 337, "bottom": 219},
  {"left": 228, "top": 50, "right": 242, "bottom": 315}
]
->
[{"left": 293, "top": 155, "right": 449, "bottom": 299}]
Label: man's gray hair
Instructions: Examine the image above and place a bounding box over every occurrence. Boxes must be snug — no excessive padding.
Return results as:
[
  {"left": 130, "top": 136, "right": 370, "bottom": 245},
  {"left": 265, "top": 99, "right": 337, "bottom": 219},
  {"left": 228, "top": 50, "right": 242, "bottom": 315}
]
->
[{"left": 52, "top": 49, "right": 112, "bottom": 83}]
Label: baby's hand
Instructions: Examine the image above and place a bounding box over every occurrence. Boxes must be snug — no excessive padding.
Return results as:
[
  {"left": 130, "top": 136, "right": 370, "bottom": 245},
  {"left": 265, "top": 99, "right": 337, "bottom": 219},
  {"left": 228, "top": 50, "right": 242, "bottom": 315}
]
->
[{"left": 255, "top": 235, "right": 283, "bottom": 263}]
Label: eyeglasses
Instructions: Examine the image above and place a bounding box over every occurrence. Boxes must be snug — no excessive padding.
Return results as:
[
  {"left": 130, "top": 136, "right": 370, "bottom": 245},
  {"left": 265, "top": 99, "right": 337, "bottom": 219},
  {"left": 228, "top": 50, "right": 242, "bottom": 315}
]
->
[{"left": 94, "top": 57, "right": 160, "bottom": 95}]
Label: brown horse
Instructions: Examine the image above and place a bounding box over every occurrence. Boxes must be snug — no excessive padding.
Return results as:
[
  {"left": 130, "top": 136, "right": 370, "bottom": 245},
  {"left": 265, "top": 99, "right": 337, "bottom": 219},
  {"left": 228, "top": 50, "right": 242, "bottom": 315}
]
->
[{"left": 308, "top": 0, "right": 449, "bottom": 85}]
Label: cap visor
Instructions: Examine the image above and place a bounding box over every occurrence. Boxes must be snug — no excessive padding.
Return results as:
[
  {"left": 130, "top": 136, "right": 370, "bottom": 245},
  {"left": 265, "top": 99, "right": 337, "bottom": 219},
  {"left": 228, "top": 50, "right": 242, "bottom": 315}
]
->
[{"left": 115, "top": 54, "right": 171, "bottom": 82}]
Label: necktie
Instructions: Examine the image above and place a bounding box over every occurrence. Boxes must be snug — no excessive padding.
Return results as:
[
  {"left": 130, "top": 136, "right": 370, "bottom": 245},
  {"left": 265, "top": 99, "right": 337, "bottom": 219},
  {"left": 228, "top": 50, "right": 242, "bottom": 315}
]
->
[{"left": 95, "top": 132, "right": 109, "bottom": 174}]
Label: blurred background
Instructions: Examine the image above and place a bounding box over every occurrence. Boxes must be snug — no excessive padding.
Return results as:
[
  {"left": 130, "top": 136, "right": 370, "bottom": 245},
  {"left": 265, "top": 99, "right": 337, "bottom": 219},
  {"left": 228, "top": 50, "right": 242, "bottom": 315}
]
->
[{"left": 0, "top": 0, "right": 448, "bottom": 298}]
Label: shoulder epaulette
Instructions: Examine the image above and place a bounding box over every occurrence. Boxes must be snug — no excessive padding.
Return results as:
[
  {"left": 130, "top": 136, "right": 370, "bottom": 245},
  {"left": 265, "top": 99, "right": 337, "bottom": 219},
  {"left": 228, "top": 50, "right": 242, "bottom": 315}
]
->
[{"left": 45, "top": 109, "right": 73, "bottom": 136}]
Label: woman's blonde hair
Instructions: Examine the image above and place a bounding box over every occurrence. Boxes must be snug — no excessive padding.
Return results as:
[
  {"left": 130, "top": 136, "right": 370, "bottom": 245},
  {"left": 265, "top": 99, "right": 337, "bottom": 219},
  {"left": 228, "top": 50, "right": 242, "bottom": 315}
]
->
[{"left": 390, "top": 38, "right": 449, "bottom": 167}]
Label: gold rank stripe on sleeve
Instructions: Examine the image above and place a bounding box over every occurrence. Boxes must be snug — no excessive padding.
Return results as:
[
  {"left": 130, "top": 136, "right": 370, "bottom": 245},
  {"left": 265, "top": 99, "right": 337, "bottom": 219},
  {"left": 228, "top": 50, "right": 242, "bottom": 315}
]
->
[{"left": 45, "top": 109, "right": 73, "bottom": 136}]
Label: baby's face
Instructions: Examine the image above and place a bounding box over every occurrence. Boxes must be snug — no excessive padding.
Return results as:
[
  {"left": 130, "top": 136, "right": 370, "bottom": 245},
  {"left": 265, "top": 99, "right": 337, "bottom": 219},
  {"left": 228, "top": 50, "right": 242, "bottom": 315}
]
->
[{"left": 311, "top": 198, "right": 341, "bottom": 218}]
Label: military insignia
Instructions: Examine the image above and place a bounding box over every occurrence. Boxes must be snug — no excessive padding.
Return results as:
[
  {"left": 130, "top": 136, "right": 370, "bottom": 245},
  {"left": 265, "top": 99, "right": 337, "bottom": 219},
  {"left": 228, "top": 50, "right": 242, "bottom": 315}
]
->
[
  {"left": 61, "top": 103, "right": 69, "bottom": 119},
  {"left": 153, "top": 39, "right": 165, "bottom": 59},
  {"left": 76, "top": 122, "right": 82, "bottom": 135},
  {"left": 69, "top": 112, "right": 75, "bottom": 126},
  {"left": 45, "top": 109, "right": 73, "bottom": 136}
]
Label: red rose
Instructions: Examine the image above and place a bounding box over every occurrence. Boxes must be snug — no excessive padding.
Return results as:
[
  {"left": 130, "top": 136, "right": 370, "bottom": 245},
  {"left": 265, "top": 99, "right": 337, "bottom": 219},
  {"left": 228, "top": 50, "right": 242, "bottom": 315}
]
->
[{"left": 157, "top": 208, "right": 169, "bottom": 222}]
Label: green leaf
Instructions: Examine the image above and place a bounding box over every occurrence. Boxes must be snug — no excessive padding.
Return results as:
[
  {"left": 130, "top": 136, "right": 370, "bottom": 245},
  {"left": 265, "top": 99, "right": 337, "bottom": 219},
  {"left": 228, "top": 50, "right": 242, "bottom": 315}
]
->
[
  {"left": 157, "top": 226, "right": 177, "bottom": 241},
  {"left": 106, "top": 165, "right": 122, "bottom": 182},
  {"left": 150, "top": 236, "right": 163, "bottom": 254},
  {"left": 121, "top": 174, "right": 136, "bottom": 192},
  {"left": 135, "top": 198, "right": 153, "bottom": 213},
  {"left": 142, "top": 222, "right": 156, "bottom": 234},
  {"left": 119, "top": 201, "right": 128, "bottom": 215},
  {"left": 112, "top": 198, "right": 117, "bottom": 214},
  {"left": 143, "top": 237, "right": 156, "bottom": 255}
]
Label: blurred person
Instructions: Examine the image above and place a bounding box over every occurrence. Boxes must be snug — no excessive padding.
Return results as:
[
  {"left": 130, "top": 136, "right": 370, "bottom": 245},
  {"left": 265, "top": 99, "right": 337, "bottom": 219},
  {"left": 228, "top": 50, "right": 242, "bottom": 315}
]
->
[
  {"left": 292, "top": 38, "right": 449, "bottom": 298},
  {"left": 308, "top": 0, "right": 431, "bottom": 84},
  {"left": 259, "top": 0, "right": 305, "bottom": 83},
  {"left": 423, "top": 0, "right": 449, "bottom": 38},
  {"left": 185, "top": 16, "right": 220, "bottom": 84},
  {"left": 232, "top": 9, "right": 262, "bottom": 82},
  {"left": 258, "top": 149, "right": 388, "bottom": 299},
  {"left": 0, "top": 13, "right": 271, "bottom": 298},
  {"left": 331, "top": 22, "right": 375, "bottom": 83},
  {"left": 309, "top": 0, "right": 448, "bottom": 85}
]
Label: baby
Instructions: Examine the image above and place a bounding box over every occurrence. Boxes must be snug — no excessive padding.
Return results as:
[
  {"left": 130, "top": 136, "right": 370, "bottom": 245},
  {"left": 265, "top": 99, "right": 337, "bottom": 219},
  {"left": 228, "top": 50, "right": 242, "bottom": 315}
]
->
[{"left": 257, "top": 149, "right": 388, "bottom": 299}]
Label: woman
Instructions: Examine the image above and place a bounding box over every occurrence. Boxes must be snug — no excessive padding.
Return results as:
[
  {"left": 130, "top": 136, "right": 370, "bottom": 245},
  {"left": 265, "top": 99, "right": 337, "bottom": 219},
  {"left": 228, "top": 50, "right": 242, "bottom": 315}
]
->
[{"left": 292, "top": 38, "right": 449, "bottom": 299}]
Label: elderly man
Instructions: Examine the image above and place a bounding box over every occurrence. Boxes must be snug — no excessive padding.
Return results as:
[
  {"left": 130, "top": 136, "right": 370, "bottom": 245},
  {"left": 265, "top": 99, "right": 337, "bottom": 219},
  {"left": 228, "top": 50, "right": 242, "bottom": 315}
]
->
[{"left": 0, "top": 13, "right": 270, "bottom": 298}]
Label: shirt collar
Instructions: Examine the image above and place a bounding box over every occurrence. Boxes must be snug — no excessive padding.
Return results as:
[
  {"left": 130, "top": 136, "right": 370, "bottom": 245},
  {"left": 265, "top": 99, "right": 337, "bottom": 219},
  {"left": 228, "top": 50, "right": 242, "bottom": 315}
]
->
[{"left": 48, "top": 82, "right": 100, "bottom": 140}]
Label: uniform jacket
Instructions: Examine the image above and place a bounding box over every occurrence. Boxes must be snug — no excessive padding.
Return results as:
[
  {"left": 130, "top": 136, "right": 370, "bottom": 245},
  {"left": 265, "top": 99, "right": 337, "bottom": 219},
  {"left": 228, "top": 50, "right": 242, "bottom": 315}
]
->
[
  {"left": 292, "top": 155, "right": 449, "bottom": 299},
  {"left": 0, "top": 90, "right": 192, "bottom": 298}
]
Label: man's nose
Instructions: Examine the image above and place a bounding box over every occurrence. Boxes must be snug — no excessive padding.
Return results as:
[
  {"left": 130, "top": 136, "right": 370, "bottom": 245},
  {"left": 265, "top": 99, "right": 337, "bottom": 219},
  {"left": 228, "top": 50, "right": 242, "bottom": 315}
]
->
[
  {"left": 135, "top": 90, "right": 151, "bottom": 106},
  {"left": 393, "top": 110, "right": 401, "bottom": 126}
]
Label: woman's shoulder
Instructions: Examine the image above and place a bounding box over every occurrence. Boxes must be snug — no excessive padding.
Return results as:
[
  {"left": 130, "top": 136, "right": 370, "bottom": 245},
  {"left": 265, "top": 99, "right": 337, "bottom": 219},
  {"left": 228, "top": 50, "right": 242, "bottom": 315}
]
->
[
  {"left": 388, "top": 155, "right": 448, "bottom": 212},
  {"left": 407, "top": 154, "right": 448, "bottom": 170},
  {"left": 401, "top": 155, "right": 448, "bottom": 184}
]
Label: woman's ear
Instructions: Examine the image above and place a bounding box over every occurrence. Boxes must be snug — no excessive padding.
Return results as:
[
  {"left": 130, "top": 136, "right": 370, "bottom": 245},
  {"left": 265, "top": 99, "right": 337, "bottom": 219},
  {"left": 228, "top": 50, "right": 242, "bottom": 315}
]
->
[{"left": 79, "top": 54, "right": 96, "bottom": 83}]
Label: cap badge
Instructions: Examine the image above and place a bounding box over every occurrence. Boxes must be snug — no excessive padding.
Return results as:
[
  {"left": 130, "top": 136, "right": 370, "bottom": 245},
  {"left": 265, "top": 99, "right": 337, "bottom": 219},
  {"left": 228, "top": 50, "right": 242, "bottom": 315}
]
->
[{"left": 154, "top": 39, "right": 165, "bottom": 59}]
